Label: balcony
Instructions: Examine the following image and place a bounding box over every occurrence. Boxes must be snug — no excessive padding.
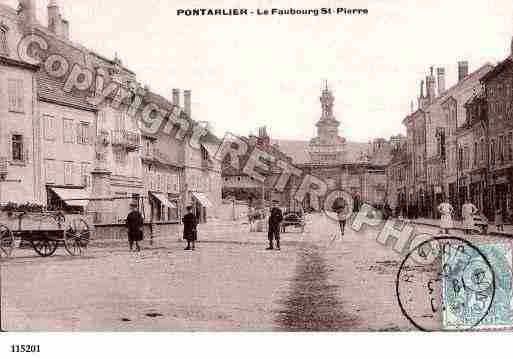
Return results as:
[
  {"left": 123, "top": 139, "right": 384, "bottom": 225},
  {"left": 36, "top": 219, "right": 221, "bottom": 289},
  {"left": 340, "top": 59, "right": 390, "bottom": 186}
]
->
[{"left": 111, "top": 130, "right": 141, "bottom": 152}]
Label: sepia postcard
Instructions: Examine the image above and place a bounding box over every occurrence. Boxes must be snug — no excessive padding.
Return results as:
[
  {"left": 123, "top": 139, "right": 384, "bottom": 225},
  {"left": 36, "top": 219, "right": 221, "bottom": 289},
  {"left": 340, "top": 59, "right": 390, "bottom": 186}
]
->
[{"left": 1, "top": 0, "right": 513, "bottom": 356}]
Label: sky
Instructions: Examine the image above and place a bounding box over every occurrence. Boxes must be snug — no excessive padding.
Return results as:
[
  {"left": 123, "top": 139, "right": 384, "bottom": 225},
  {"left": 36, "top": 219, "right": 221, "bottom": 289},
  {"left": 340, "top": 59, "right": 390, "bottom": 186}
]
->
[{"left": 5, "top": 0, "right": 513, "bottom": 142}]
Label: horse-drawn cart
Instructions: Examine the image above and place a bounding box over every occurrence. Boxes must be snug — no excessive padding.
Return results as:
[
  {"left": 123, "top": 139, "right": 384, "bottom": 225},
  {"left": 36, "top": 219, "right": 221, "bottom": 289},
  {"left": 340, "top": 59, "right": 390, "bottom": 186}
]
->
[{"left": 0, "top": 210, "right": 91, "bottom": 259}]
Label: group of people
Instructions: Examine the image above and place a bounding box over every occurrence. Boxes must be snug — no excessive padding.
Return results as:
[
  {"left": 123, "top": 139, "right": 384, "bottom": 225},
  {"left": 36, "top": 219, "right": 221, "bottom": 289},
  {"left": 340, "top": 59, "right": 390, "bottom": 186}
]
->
[
  {"left": 125, "top": 200, "right": 286, "bottom": 252},
  {"left": 125, "top": 203, "right": 199, "bottom": 252},
  {"left": 437, "top": 198, "right": 506, "bottom": 234}
]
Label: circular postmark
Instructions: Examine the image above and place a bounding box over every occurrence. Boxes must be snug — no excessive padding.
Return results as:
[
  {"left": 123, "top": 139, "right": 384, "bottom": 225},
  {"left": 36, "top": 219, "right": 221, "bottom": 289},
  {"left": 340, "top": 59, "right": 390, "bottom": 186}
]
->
[{"left": 396, "top": 236, "right": 496, "bottom": 331}]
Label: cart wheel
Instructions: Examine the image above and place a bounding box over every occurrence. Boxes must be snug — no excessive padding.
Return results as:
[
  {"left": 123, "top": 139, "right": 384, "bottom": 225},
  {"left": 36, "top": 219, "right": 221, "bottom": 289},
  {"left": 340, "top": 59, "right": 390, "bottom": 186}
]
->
[
  {"left": 0, "top": 224, "right": 14, "bottom": 259},
  {"left": 64, "top": 218, "right": 91, "bottom": 256},
  {"left": 31, "top": 237, "right": 58, "bottom": 257}
]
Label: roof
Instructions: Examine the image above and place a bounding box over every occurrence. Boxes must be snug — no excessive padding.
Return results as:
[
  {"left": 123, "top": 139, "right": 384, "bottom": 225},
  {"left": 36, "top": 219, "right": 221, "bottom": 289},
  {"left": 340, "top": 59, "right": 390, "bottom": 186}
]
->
[
  {"left": 0, "top": 56, "right": 39, "bottom": 71},
  {"left": 38, "top": 70, "right": 97, "bottom": 112},
  {"left": 480, "top": 57, "right": 513, "bottom": 83},
  {"left": 272, "top": 139, "right": 393, "bottom": 167}
]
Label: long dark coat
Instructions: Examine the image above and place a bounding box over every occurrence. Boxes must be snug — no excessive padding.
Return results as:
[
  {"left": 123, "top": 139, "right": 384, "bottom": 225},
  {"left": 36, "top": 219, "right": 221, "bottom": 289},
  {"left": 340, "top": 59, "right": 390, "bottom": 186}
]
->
[
  {"left": 182, "top": 213, "right": 198, "bottom": 241},
  {"left": 126, "top": 210, "right": 144, "bottom": 242},
  {"left": 268, "top": 207, "right": 283, "bottom": 231}
]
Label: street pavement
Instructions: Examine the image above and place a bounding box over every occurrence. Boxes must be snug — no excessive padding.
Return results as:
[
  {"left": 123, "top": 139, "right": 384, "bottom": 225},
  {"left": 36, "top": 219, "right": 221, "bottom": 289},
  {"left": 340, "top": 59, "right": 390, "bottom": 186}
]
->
[{"left": 1, "top": 214, "right": 510, "bottom": 331}]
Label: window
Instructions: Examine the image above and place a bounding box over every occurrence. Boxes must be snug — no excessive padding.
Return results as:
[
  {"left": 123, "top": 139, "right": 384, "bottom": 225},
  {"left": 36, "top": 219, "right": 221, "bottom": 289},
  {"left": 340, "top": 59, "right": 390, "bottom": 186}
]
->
[
  {"left": 114, "top": 150, "right": 127, "bottom": 164},
  {"left": 480, "top": 138, "right": 485, "bottom": 163},
  {"left": 474, "top": 142, "right": 478, "bottom": 167},
  {"left": 201, "top": 145, "right": 209, "bottom": 161},
  {"left": 63, "top": 119, "right": 74, "bottom": 143},
  {"left": 11, "top": 134, "right": 25, "bottom": 162},
  {"left": 8, "top": 79, "right": 24, "bottom": 113},
  {"left": 45, "top": 159, "right": 57, "bottom": 184},
  {"left": 508, "top": 133, "right": 513, "bottom": 161},
  {"left": 77, "top": 122, "right": 90, "bottom": 145},
  {"left": 0, "top": 26, "right": 8, "bottom": 55},
  {"left": 64, "top": 162, "right": 74, "bottom": 185},
  {"left": 490, "top": 140, "right": 496, "bottom": 166},
  {"left": 81, "top": 163, "right": 90, "bottom": 187},
  {"left": 115, "top": 112, "right": 125, "bottom": 131},
  {"left": 44, "top": 115, "right": 56, "bottom": 141}
]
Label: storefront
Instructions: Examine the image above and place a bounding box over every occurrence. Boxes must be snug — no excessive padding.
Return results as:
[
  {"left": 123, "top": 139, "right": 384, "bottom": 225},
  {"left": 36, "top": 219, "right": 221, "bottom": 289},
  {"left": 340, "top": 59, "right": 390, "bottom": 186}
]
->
[
  {"left": 190, "top": 191, "right": 213, "bottom": 223},
  {"left": 47, "top": 186, "right": 91, "bottom": 213}
]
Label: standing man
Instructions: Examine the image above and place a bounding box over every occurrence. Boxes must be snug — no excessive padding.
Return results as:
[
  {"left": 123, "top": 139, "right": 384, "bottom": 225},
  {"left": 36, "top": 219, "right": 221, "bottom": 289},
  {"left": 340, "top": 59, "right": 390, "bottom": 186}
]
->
[
  {"left": 182, "top": 205, "right": 198, "bottom": 251},
  {"left": 332, "top": 199, "right": 347, "bottom": 239},
  {"left": 126, "top": 202, "right": 144, "bottom": 252},
  {"left": 462, "top": 200, "right": 478, "bottom": 235},
  {"left": 267, "top": 201, "right": 283, "bottom": 250}
]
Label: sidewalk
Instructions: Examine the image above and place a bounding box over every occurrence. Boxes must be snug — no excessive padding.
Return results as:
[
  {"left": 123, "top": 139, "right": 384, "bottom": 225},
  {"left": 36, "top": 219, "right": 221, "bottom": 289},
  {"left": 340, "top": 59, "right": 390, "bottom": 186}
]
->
[{"left": 409, "top": 217, "right": 513, "bottom": 238}]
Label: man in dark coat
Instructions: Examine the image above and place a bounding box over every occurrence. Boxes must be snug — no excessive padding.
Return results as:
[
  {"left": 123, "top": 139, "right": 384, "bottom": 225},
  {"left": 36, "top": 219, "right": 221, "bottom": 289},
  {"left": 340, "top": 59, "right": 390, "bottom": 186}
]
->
[
  {"left": 126, "top": 202, "right": 144, "bottom": 252},
  {"left": 182, "top": 205, "right": 198, "bottom": 251},
  {"left": 267, "top": 201, "right": 283, "bottom": 250}
]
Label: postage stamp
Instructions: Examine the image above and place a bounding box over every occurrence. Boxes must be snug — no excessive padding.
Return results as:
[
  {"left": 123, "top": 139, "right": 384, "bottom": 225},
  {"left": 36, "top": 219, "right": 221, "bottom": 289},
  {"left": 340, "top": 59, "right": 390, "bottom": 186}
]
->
[{"left": 442, "top": 242, "right": 513, "bottom": 330}]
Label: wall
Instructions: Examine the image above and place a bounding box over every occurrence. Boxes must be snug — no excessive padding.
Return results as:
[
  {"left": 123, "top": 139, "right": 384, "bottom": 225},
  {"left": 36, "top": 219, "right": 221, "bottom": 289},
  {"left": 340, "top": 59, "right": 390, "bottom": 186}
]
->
[{"left": 39, "top": 101, "right": 96, "bottom": 200}]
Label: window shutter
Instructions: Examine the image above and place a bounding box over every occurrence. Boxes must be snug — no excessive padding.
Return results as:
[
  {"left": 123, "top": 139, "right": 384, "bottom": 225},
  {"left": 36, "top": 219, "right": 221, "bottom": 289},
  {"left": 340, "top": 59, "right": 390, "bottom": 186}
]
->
[
  {"left": 8, "top": 80, "right": 16, "bottom": 111},
  {"left": 6, "top": 134, "right": 12, "bottom": 161},
  {"left": 24, "top": 138, "right": 30, "bottom": 164},
  {"left": 89, "top": 123, "right": 95, "bottom": 145},
  {"left": 76, "top": 122, "right": 81, "bottom": 144},
  {"left": 17, "top": 80, "right": 24, "bottom": 112}
]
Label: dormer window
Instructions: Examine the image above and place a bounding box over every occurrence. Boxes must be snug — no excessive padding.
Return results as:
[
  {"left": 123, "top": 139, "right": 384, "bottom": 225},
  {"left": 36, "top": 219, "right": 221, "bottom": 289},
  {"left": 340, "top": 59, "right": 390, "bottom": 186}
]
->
[{"left": 0, "top": 23, "right": 9, "bottom": 56}]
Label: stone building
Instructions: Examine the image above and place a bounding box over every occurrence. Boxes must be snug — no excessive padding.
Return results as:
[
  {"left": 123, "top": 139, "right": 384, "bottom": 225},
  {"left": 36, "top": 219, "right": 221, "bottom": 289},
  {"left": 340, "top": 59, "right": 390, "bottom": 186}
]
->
[
  {"left": 222, "top": 126, "right": 296, "bottom": 209},
  {"left": 393, "top": 62, "right": 493, "bottom": 218},
  {"left": 480, "top": 44, "right": 513, "bottom": 217},
  {"left": 0, "top": 1, "right": 40, "bottom": 205},
  {"left": 273, "top": 83, "right": 393, "bottom": 211},
  {"left": 0, "top": 0, "right": 222, "bottom": 232}
]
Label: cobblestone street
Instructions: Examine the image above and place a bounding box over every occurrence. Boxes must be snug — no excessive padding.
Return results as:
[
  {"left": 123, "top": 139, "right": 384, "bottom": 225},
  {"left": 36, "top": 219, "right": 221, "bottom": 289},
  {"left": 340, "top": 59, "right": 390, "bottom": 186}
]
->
[{"left": 1, "top": 214, "right": 510, "bottom": 331}]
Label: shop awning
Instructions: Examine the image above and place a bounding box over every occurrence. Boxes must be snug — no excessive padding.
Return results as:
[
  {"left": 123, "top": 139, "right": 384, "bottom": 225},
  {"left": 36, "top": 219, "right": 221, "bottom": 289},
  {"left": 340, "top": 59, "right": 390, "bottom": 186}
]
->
[
  {"left": 191, "top": 192, "right": 213, "bottom": 208},
  {"left": 150, "top": 192, "right": 176, "bottom": 208},
  {"left": 50, "top": 187, "right": 91, "bottom": 207}
]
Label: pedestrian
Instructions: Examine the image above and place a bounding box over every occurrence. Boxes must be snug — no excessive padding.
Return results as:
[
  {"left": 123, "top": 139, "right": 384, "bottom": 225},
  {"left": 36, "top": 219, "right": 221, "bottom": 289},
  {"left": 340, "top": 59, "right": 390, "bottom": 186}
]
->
[
  {"left": 126, "top": 202, "right": 144, "bottom": 252},
  {"left": 248, "top": 206, "right": 254, "bottom": 232},
  {"left": 182, "top": 205, "right": 198, "bottom": 250},
  {"left": 267, "top": 201, "right": 283, "bottom": 250},
  {"left": 437, "top": 197, "right": 454, "bottom": 235},
  {"left": 332, "top": 199, "right": 347, "bottom": 238},
  {"left": 462, "top": 200, "right": 478, "bottom": 235},
  {"left": 495, "top": 207, "right": 505, "bottom": 232}
]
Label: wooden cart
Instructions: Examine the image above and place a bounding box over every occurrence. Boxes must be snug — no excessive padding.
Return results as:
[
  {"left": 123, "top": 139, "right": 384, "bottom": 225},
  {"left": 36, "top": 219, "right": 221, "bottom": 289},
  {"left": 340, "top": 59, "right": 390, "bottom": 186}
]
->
[{"left": 0, "top": 211, "right": 90, "bottom": 259}]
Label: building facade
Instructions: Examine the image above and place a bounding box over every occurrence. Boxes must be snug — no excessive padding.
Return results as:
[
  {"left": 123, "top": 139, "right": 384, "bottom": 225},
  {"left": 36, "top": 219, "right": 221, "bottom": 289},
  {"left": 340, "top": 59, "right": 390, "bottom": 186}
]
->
[{"left": 274, "top": 83, "right": 393, "bottom": 211}]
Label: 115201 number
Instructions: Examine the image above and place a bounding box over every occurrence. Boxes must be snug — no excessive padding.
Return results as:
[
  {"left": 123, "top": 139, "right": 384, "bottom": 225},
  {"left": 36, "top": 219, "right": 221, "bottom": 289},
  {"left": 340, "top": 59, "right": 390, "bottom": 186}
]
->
[{"left": 10, "top": 345, "right": 40, "bottom": 353}]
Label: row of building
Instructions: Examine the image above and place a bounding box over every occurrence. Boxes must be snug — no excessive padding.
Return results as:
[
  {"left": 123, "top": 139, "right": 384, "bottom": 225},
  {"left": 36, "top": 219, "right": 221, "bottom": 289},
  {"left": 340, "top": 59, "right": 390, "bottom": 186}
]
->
[
  {"left": 387, "top": 38, "right": 513, "bottom": 220},
  {"left": 0, "top": 0, "right": 222, "bottom": 230},
  {"left": 221, "top": 82, "right": 395, "bottom": 211}
]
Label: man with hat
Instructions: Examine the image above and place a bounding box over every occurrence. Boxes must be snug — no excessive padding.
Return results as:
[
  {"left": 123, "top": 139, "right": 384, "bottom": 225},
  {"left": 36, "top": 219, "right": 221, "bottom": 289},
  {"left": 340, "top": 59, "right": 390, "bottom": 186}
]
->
[
  {"left": 182, "top": 205, "right": 198, "bottom": 251},
  {"left": 126, "top": 202, "right": 144, "bottom": 252},
  {"left": 267, "top": 201, "right": 283, "bottom": 250}
]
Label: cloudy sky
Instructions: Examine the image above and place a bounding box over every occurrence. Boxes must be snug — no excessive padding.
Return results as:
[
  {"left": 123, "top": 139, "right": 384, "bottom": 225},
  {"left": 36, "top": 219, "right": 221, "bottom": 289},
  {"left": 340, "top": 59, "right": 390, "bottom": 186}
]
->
[{"left": 6, "top": 0, "right": 513, "bottom": 141}]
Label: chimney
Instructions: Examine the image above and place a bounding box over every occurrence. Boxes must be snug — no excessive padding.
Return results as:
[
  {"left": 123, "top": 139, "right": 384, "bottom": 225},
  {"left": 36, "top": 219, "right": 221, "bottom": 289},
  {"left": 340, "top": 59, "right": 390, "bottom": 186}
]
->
[
  {"left": 183, "top": 90, "right": 191, "bottom": 118},
  {"left": 19, "top": 0, "right": 37, "bottom": 24},
  {"left": 426, "top": 67, "right": 436, "bottom": 102},
  {"left": 172, "top": 89, "right": 180, "bottom": 107},
  {"left": 61, "top": 19, "right": 70, "bottom": 39},
  {"left": 48, "top": 0, "right": 62, "bottom": 36},
  {"left": 458, "top": 61, "right": 469, "bottom": 81},
  {"left": 418, "top": 80, "right": 425, "bottom": 109},
  {"left": 510, "top": 36, "right": 513, "bottom": 57},
  {"left": 437, "top": 67, "right": 446, "bottom": 94}
]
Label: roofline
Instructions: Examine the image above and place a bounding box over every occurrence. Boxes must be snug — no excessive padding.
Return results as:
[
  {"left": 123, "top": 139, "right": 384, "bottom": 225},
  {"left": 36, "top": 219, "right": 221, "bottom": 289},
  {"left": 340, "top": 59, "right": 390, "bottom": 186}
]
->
[
  {"left": 480, "top": 57, "right": 513, "bottom": 83},
  {"left": 0, "top": 56, "right": 40, "bottom": 72},
  {"left": 38, "top": 96, "right": 97, "bottom": 113},
  {"left": 423, "top": 63, "right": 494, "bottom": 110}
]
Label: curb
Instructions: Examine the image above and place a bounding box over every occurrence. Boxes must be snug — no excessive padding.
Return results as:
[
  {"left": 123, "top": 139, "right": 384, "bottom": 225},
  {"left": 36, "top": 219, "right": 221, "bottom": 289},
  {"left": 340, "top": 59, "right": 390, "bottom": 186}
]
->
[{"left": 411, "top": 221, "right": 513, "bottom": 239}]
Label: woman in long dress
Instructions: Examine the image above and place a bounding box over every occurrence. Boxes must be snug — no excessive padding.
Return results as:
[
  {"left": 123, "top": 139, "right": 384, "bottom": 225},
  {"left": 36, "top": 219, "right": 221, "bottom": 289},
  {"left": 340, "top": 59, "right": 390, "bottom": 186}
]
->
[
  {"left": 438, "top": 199, "right": 454, "bottom": 235},
  {"left": 461, "top": 201, "right": 478, "bottom": 235}
]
